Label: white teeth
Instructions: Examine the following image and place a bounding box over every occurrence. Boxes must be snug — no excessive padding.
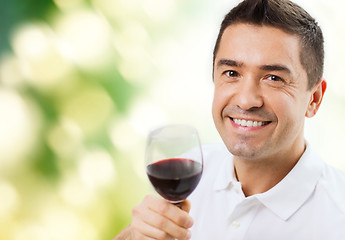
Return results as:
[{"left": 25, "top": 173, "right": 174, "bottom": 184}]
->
[
  {"left": 233, "top": 118, "right": 267, "bottom": 127},
  {"left": 247, "top": 121, "right": 253, "bottom": 127}
]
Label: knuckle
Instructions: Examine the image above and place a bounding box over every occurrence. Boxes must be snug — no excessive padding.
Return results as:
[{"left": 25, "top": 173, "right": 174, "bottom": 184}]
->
[
  {"left": 157, "top": 201, "right": 170, "bottom": 214},
  {"left": 143, "top": 194, "right": 153, "bottom": 203},
  {"left": 131, "top": 205, "right": 141, "bottom": 217}
]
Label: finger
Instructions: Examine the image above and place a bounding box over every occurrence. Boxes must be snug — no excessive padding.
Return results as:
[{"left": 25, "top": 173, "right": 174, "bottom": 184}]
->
[
  {"left": 140, "top": 206, "right": 192, "bottom": 240},
  {"left": 132, "top": 196, "right": 186, "bottom": 239},
  {"left": 144, "top": 195, "right": 193, "bottom": 228},
  {"left": 131, "top": 219, "right": 175, "bottom": 240},
  {"left": 179, "top": 199, "right": 191, "bottom": 213}
]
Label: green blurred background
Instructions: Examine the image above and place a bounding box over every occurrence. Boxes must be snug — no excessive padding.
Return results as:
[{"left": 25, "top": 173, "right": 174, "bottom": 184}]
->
[{"left": 0, "top": 0, "right": 345, "bottom": 239}]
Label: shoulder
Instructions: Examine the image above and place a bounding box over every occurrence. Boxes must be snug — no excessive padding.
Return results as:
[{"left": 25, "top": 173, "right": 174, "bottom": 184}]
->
[
  {"left": 199, "top": 142, "right": 232, "bottom": 173},
  {"left": 318, "top": 162, "right": 345, "bottom": 214},
  {"left": 314, "top": 164, "right": 345, "bottom": 237},
  {"left": 201, "top": 142, "right": 231, "bottom": 163},
  {"left": 201, "top": 142, "right": 229, "bottom": 153}
]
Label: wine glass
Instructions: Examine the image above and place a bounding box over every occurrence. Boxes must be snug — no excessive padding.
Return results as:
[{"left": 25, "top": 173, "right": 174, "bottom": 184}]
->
[{"left": 145, "top": 124, "right": 203, "bottom": 204}]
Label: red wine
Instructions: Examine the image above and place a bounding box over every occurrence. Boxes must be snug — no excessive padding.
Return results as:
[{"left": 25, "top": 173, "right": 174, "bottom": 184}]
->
[{"left": 147, "top": 158, "right": 202, "bottom": 202}]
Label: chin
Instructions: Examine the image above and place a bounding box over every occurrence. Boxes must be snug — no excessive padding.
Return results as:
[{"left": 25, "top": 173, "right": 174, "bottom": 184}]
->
[{"left": 227, "top": 141, "right": 266, "bottom": 160}]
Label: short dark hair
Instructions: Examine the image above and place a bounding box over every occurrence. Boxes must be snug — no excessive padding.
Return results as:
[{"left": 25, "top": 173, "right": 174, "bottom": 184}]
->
[{"left": 213, "top": 0, "right": 324, "bottom": 89}]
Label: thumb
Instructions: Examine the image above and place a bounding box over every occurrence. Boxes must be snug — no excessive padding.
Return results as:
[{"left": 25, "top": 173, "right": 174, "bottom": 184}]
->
[{"left": 179, "top": 199, "right": 191, "bottom": 213}]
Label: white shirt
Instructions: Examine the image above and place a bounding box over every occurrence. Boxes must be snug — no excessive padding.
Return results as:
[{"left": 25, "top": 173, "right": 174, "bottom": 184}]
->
[{"left": 189, "top": 143, "right": 345, "bottom": 240}]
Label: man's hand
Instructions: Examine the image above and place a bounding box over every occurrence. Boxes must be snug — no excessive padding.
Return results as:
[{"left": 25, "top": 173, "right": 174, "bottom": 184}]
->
[{"left": 114, "top": 195, "right": 193, "bottom": 240}]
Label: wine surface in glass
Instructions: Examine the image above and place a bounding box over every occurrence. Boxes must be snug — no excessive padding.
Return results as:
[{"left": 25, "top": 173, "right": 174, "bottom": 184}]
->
[{"left": 147, "top": 158, "right": 202, "bottom": 202}]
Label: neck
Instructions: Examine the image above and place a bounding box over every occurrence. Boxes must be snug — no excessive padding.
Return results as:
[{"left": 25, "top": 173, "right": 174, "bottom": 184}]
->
[{"left": 233, "top": 142, "right": 306, "bottom": 197}]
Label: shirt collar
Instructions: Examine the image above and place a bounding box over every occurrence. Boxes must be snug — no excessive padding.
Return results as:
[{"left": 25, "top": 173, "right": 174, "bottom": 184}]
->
[
  {"left": 213, "top": 143, "right": 325, "bottom": 221},
  {"left": 213, "top": 145, "right": 237, "bottom": 191},
  {"left": 255, "top": 144, "right": 324, "bottom": 220}
]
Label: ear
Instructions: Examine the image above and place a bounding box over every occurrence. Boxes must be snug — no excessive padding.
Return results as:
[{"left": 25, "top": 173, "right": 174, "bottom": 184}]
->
[{"left": 305, "top": 78, "right": 327, "bottom": 118}]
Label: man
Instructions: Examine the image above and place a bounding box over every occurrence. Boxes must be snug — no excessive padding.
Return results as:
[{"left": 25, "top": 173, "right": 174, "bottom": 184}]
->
[{"left": 115, "top": 0, "right": 345, "bottom": 239}]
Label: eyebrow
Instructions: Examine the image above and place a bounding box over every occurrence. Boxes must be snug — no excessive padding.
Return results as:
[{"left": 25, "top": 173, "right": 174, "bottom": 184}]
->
[
  {"left": 216, "top": 59, "right": 243, "bottom": 68},
  {"left": 260, "top": 64, "right": 291, "bottom": 74},
  {"left": 216, "top": 58, "right": 292, "bottom": 74}
]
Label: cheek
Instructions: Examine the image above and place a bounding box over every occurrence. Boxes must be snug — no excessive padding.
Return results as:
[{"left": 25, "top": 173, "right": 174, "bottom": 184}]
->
[
  {"left": 271, "top": 92, "right": 307, "bottom": 128},
  {"left": 211, "top": 94, "right": 221, "bottom": 122},
  {"left": 212, "top": 87, "right": 229, "bottom": 117}
]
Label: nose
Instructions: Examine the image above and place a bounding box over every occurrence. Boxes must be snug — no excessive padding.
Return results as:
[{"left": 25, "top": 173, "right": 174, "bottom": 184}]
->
[{"left": 234, "top": 77, "right": 263, "bottom": 111}]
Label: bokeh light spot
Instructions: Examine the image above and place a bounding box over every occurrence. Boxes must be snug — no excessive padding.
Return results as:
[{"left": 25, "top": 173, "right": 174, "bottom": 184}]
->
[
  {"left": 0, "top": 89, "right": 40, "bottom": 172},
  {"left": 0, "top": 181, "right": 20, "bottom": 220},
  {"left": 78, "top": 149, "right": 116, "bottom": 190}
]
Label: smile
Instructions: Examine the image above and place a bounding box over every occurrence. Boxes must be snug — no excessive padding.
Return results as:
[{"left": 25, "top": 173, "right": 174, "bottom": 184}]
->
[{"left": 231, "top": 118, "right": 271, "bottom": 127}]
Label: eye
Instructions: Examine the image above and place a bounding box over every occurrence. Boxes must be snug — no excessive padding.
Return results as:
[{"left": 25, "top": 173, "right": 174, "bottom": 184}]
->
[
  {"left": 266, "top": 75, "right": 283, "bottom": 82},
  {"left": 224, "top": 70, "right": 239, "bottom": 78}
]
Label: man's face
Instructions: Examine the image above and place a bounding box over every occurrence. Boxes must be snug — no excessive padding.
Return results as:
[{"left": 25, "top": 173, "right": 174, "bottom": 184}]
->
[{"left": 212, "top": 23, "right": 316, "bottom": 162}]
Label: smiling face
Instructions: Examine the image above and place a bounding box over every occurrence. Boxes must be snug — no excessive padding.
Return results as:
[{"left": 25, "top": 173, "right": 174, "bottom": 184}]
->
[{"left": 212, "top": 23, "right": 321, "bottom": 163}]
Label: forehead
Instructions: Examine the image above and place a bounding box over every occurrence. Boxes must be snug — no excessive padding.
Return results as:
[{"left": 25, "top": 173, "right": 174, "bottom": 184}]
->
[{"left": 215, "top": 23, "right": 303, "bottom": 70}]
